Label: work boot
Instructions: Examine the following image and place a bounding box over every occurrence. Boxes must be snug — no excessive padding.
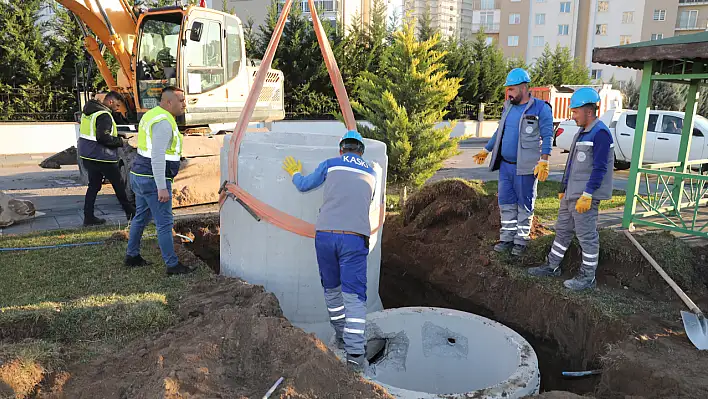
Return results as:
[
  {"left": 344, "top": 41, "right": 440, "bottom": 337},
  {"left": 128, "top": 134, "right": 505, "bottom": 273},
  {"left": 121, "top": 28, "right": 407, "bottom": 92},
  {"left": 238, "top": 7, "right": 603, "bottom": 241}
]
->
[
  {"left": 511, "top": 244, "right": 527, "bottom": 256},
  {"left": 346, "top": 353, "right": 366, "bottom": 373},
  {"left": 166, "top": 262, "right": 196, "bottom": 276},
  {"left": 493, "top": 241, "right": 514, "bottom": 253},
  {"left": 125, "top": 255, "right": 151, "bottom": 268},
  {"left": 563, "top": 270, "right": 596, "bottom": 291},
  {"left": 83, "top": 215, "right": 106, "bottom": 226},
  {"left": 527, "top": 260, "right": 562, "bottom": 277},
  {"left": 334, "top": 335, "right": 345, "bottom": 350}
]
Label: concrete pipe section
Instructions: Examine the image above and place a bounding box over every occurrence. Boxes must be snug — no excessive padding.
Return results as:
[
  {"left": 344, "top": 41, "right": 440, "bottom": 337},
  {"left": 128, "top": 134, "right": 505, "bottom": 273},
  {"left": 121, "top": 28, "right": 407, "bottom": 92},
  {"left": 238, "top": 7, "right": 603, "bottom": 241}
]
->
[
  {"left": 219, "top": 131, "right": 388, "bottom": 340},
  {"left": 359, "top": 307, "right": 540, "bottom": 398}
]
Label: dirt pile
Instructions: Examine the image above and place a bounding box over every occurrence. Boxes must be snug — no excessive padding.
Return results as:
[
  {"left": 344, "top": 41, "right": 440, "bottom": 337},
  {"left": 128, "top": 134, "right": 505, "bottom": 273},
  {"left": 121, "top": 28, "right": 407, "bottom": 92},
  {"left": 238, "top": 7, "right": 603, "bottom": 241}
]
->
[
  {"left": 380, "top": 179, "right": 708, "bottom": 398},
  {"left": 48, "top": 277, "right": 390, "bottom": 399}
]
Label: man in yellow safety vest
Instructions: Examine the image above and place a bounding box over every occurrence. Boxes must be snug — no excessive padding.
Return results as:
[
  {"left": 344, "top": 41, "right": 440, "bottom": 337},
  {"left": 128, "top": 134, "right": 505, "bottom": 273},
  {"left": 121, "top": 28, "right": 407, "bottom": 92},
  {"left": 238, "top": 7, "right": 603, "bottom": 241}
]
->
[
  {"left": 125, "top": 87, "right": 193, "bottom": 275},
  {"left": 77, "top": 91, "right": 136, "bottom": 226}
]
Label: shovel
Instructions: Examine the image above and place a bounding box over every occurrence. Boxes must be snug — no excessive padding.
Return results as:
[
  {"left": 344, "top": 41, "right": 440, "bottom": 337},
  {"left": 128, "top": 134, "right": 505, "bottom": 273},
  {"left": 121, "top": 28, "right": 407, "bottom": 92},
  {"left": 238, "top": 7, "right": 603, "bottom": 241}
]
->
[{"left": 624, "top": 230, "right": 708, "bottom": 350}]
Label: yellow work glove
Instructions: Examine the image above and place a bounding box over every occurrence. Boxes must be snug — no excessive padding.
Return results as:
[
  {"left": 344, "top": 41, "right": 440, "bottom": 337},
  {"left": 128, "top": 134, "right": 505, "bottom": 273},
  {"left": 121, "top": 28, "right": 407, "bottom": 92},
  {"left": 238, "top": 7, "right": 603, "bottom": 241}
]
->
[
  {"left": 473, "top": 149, "right": 490, "bottom": 165},
  {"left": 558, "top": 192, "right": 565, "bottom": 201},
  {"left": 575, "top": 192, "right": 593, "bottom": 214},
  {"left": 534, "top": 159, "right": 550, "bottom": 182},
  {"left": 282, "top": 156, "right": 302, "bottom": 177}
]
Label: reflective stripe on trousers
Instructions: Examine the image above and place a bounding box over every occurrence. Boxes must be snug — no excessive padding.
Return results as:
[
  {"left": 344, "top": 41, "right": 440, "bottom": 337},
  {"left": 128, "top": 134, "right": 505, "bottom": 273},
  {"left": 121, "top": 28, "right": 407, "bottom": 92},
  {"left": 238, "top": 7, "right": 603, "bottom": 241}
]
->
[
  {"left": 315, "top": 231, "right": 368, "bottom": 355},
  {"left": 547, "top": 197, "right": 600, "bottom": 274},
  {"left": 498, "top": 161, "right": 537, "bottom": 245}
]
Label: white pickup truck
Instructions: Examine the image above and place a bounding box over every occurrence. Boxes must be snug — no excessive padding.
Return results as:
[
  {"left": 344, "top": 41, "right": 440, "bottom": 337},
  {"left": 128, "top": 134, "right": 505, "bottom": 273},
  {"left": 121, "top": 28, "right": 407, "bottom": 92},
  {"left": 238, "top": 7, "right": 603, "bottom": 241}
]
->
[{"left": 555, "top": 109, "right": 708, "bottom": 171}]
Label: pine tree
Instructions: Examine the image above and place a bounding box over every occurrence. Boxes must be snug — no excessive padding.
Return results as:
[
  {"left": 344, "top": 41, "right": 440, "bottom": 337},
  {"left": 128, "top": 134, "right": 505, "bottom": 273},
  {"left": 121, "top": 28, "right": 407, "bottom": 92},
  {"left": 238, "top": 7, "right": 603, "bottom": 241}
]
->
[
  {"left": 530, "top": 44, "right": 589, "bottom": 87},
  {"left": 417, "top": 6, "right": 436, "bottom": 42},
  {"left": 353, "top": 20, "right": 461, "bottom": 187},
  {"left": 621, "top": 79, "right": 686, "bottom": 111},
  {"left": 243, "top": 17, "right": 258, "bottom": 56}
]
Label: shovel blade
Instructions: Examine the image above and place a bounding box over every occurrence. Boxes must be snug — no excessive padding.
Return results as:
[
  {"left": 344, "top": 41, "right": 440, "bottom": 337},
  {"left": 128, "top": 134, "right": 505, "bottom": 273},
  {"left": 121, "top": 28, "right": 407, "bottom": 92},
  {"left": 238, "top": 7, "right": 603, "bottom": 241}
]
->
[{"left": 681, "top": 311, "right": 708, "bottom": 350}]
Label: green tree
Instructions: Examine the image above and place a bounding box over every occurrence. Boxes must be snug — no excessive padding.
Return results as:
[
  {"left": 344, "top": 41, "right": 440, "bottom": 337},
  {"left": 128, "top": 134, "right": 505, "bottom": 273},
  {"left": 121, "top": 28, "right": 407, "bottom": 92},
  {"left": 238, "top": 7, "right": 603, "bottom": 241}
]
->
[
  {"left": 353, "top": 20, "right": 461, "bottom": 187},
  {"left": 417, "top": 6, "right": 436, "bottom": 42},
  {"left": 243, "top": 17, "right": 258, "bottom": 56},
  {"left": 530, "top": 44, "right": 590, "bottom": 87},
  {"left": 621, "top": 79, "right": 685, "bottom": 111}
]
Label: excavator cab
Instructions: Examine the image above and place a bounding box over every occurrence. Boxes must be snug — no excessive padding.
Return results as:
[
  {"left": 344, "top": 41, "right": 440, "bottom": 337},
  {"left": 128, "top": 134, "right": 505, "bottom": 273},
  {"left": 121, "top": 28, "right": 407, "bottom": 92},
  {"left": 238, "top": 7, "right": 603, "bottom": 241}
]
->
[{"left": 135, "top": 6, "right": 284, "bottom": 126}]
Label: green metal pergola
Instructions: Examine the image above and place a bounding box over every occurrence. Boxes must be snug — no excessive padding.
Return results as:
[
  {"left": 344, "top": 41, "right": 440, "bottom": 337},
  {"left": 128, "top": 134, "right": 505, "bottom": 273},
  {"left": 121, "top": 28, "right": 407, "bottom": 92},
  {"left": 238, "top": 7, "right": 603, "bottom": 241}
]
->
[{"left": 593, "top": 32, "right": 708, "bottom": 238}]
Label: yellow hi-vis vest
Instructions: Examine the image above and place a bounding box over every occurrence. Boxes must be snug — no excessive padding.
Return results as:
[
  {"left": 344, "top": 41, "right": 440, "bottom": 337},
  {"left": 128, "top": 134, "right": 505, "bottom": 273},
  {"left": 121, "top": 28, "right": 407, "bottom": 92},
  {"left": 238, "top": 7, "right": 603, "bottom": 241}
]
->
[
  {"left": 78, "top": 110, "right": 118, "bottom": 162},
  {"left": 136, "top": 106, "right": 183, "bottom": 161}
]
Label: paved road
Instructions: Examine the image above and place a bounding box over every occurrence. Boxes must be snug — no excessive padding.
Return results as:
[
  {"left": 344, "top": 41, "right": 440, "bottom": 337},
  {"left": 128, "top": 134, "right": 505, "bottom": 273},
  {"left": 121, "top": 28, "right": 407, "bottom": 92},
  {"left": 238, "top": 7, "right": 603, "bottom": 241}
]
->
[{"left": 0, "top": 164, "right": 217, "bottom": 235}]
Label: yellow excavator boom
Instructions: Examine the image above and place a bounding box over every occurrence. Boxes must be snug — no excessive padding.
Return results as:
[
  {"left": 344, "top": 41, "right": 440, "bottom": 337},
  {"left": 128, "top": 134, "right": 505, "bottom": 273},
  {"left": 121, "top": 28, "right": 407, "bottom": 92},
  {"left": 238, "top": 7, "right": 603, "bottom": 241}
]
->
[{"left": 55, "top": 0, "right": 137, "bottom": 94}]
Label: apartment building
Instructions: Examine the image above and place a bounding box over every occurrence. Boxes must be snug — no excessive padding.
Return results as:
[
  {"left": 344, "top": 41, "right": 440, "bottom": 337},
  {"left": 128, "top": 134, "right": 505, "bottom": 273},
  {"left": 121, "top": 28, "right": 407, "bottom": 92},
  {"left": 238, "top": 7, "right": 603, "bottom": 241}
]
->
[{"left": 226, "top": 0, "right": 373, "bottom": 31}]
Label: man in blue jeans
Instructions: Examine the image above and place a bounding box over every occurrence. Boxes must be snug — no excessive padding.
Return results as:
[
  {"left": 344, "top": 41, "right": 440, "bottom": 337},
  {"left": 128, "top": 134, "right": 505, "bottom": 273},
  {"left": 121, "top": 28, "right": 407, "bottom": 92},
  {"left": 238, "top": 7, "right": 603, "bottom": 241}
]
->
[
  {"left": 282, "top": 131, "right": 377, "bottom": 373},
  {"left": 125, "top": 87, "right": 193, "bottom": 275}
]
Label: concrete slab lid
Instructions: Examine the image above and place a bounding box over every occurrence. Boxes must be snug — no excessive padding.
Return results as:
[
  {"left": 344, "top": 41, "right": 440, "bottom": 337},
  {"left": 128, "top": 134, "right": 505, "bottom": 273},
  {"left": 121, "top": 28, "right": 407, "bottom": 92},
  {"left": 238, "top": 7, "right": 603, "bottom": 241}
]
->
[{"left": 358, "top": 307, "right": 540, "bottom": 399}]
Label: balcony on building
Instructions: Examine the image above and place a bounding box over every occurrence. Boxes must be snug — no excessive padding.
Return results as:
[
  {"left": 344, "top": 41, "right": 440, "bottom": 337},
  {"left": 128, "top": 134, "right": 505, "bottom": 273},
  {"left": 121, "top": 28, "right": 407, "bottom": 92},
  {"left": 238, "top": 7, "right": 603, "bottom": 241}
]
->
[
  {"left": 471, "top": 0, "right": 500, "bottom": 11},
  {"left": 278, "top": 0, "right": 338, "bottom": 13},
  {"left": 675, "top": 10, "right": 708, "bottom": 31},
  {"left": 678, "top": 0, "right": 708, "bottom": 6},
  {"left": 471, "top": 23, "right": 500, "bottom": 33}
]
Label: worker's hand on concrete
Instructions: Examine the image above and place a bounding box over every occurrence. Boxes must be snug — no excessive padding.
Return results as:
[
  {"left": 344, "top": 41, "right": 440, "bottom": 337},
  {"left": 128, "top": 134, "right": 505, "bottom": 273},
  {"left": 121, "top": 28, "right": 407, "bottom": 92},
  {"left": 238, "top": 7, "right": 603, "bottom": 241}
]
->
[
  {"left": 558, "top": 192, "right": 565, "bottom": 201},
  {"left": 158, "top": 189, "right": 170, "bottom": 203},
  {"left": 282, "top": 156, "right": 302, "bottom": 177},
  {"left": 534, "top": 160, "right": 550, "bottom": 182},
  {"left": 575, "top": 192, "right": 592, "bottom": 214},
  {"left": 472, "top": 149, "right": 489, "bottom": 165}
]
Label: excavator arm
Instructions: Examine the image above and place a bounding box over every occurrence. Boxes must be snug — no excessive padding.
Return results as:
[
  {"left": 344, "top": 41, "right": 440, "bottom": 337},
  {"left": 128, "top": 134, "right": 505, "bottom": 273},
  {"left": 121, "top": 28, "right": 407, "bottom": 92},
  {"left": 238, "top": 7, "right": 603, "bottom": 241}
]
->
[{"left": 56, "top": 0, "right": 137, "bottom": 95}]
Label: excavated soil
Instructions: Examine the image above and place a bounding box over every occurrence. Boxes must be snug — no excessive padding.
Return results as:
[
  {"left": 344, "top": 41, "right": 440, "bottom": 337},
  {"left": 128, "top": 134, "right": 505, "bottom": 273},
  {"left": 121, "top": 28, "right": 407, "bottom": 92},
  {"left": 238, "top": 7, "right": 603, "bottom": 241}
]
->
[
  {"left": 380, "top": 179, "right": 708, "bottom": 398},
  {"left": 45, "top": 277, "right": 390, "bottom": 399}
]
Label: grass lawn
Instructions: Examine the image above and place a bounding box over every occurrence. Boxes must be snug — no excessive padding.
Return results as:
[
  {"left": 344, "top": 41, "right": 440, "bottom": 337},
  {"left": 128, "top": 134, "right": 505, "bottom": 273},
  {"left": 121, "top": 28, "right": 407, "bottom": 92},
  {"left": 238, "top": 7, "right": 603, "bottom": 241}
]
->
[
  {"left": 388, "top": 180, "right": 627, "bottom": 221},
  {"left": 0, "top": 226, "right": 211, "bottom": 393}
]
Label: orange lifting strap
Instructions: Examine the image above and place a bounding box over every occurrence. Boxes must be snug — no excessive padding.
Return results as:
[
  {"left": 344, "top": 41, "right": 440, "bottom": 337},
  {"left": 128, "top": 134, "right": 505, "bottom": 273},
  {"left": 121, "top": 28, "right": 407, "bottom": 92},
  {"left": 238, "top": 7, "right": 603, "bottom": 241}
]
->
[{"left": 218, "top": 0, "right": 385, "bottom": 239}]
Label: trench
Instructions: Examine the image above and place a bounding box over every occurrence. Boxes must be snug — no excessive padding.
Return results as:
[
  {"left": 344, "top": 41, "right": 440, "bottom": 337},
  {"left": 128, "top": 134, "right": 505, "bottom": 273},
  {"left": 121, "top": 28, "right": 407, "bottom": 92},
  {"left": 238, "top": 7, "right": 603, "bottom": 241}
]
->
[{"left": 176, "top": 220, "right": 602, "bottom": 396}]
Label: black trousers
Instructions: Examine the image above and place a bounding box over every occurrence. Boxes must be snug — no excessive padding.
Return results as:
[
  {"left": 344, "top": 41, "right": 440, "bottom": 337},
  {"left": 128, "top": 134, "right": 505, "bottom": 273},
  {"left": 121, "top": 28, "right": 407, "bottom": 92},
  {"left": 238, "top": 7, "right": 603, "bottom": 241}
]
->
[{"left": 83, "top": 159, "right": 134, "bottom": 218}]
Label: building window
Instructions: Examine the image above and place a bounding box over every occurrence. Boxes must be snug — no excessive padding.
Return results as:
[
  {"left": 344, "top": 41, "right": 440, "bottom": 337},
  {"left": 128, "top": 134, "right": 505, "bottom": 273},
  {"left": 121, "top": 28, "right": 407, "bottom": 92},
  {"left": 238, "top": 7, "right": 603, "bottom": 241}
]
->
[
  {"left": 620, "top": 35, "right": 631, "bottom": 45},
  {"left": 509, "top": 13, "right": 521, "bottom": 25},
  {"left": 533, "top": 36, "right": 544, "bottom": 47},
  {"left": 678, "top": 10, "right": 698, "bottom": 29},
  {"left": 622, "top": 12, "right": 634, "bottom": 24},
  {"left": 653, "top": 9, "right": 666, "bottom": 21},
  {"left": 480, "top": 11, "right": 495, "bottom": 29},
  {"left": 560, "top": 2, "right": 571, "bottom": 13},
  {"left": 591, "top": 69, "right": 603, "bottom": 80},
  {"left": 651, "top": 33, "right": 664, "bottom": 41},
  {"left": 508, "top": 35, "right": 519, "bottom": 47},
  {"left": 481, "top": 0, "right": 495, "bottom": 9},
  {"left": 485, "top": 37, "right": 494, "bottom": 46},
  {"left": 536, "top": 0, "right": 546, "bottom": 2},
  {"left": 598, "top": 1, "right": 608, "bottom": 12},
  {"left": 596, "top": 24, "right": 607, "bottom": 35},
  {"left": 535, "top": 13, "right": 545, "bottom": 25},
  {"left": 558, "top": 24, "right": 569, "bottom": 35}
]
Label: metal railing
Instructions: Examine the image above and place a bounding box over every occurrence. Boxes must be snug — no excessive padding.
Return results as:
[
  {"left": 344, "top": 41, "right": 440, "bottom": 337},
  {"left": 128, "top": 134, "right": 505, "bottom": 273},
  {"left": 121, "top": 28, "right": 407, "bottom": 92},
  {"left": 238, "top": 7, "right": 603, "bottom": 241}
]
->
[
  {"left": 471, "top": 23, "right": 500, "bottom": 33},
  {"left": 0, "top": 87, "right": 77, "bottom": 122},
  {"left": 628, "top": 160, "right": 708, "bottom": 238}
]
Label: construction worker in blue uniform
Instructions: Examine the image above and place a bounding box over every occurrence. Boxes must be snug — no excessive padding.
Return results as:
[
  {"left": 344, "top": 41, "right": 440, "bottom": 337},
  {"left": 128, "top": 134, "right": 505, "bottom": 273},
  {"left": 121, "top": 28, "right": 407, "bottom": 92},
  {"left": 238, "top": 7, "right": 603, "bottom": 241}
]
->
[
  {"left": 473, "top": 68, "right": 553, "bottom": 256},
  {"left": 282, "top": 131, "right": 377, "bottom": 373},
  {"left": 528, "top": 88, "right": 614, "bottom": 291}
]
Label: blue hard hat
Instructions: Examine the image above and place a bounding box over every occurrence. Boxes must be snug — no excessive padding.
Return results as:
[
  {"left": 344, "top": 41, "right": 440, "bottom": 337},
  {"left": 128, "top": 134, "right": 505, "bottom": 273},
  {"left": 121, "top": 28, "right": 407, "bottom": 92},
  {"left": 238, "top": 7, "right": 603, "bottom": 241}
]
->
[
  {"left": 505, "top": 68, "right": 531, "bottom": 87},
  {"left": 570, "top": 87, "right": 601, "bottom": 109},
  {"left": 340, "top": 130, "right": 365, "bottom": 151}
]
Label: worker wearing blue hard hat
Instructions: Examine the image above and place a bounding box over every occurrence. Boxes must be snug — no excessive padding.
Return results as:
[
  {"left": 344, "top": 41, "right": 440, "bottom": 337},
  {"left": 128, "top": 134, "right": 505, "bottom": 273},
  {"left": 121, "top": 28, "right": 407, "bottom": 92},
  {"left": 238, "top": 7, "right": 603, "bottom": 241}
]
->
[
  {"left": 281, "top": 130, "right": 378, "bottom": 373},
  {"left": 473, "top": 68, "right": 554, "bottom": 256},
  {"left": 528, "top": 87, "right": 614, "bottom": 291}
]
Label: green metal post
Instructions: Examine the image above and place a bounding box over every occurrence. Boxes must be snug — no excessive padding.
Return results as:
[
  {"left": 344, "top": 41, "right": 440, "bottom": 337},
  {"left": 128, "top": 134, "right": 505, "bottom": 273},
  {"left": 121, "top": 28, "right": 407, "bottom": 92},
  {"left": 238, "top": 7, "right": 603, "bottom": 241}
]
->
[
  {"left": 671, "top": 74, "right": 700, "bottom": 213},
  {"left": 622, "top": 61, "right": 654, "bottom": 229}
]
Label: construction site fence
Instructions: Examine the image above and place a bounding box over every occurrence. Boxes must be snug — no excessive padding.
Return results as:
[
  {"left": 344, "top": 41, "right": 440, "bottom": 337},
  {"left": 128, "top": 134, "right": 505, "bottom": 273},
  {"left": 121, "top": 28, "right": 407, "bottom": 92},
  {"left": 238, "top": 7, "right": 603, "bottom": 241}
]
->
[{"left": 0, "top": 86, "right": 77, "bottom": 122}]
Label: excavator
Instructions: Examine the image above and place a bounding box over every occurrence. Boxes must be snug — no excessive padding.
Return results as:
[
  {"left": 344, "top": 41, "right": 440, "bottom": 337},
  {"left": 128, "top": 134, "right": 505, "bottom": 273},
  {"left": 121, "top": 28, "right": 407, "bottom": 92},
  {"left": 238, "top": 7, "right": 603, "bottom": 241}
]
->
[{"left": 57, "top": 0, "right": 285, "bottom": 206}]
